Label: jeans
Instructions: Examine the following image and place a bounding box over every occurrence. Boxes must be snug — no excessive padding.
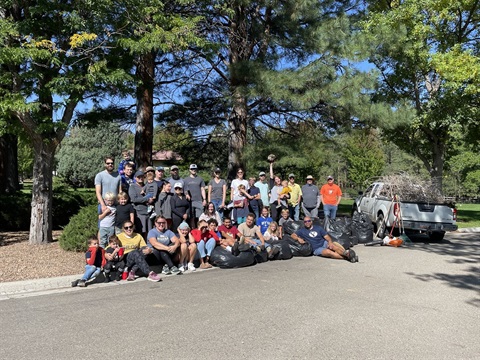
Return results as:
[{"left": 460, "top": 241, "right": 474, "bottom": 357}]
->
[
  {"left": 249, "top": 238, "right": 271, "bottom": 249},
  {"left": 81, "top": 265, "right": 101, "bottom": 281},
  {"left": 323, "top": 204, "right": 338, "bottom": 220},
  {"left": 99, "top": 226, "right": 115, "bottom": 248},
  {"left": 197, "top": 238, "right": 216, "bottom": 258},
  {"left": 288, "top": 204, "right": 300, "bottom": 221},
  {"left": 211, "top": 199, "right": 224, "bottom": 220}
]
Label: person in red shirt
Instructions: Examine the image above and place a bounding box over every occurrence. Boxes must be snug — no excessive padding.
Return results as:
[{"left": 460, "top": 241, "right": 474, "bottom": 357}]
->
[
  {"left": 190, "top": 220, "right": 219, "bottom": 269},
  {"left": 320, "top": 176, "right": 342, "bottom": 219},
  {"left": 218, "top": 217, "right": 241, "bottom": 248}
]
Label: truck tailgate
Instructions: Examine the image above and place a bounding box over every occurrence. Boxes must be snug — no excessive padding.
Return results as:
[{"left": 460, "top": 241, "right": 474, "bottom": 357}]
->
[{"left": 399, "top": 203, "right": 455, "bottom": 223}]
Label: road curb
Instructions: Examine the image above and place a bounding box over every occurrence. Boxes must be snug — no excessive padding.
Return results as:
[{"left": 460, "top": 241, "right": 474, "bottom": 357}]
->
[{"left": 455, "top": 227, "right": 480, "bottom": 233}]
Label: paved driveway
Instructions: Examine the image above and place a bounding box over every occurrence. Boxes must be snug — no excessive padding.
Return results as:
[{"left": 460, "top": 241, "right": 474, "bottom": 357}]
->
[{"left": 0, "top": 232, "right": 478, "bottom": 359}]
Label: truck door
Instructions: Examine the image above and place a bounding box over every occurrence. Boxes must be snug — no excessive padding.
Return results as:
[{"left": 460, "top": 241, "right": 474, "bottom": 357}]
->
[{"left": 358, "top": 184, "right": 375, "bottom": 213}]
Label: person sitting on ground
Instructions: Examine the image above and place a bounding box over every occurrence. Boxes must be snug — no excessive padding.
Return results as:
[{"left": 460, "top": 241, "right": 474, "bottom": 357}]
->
[
  {"left": 290, "top": 216, "right": 358, "bottom": 262},
  {"left": 98, "top": 192, "right": 117, "bottom": 248},
  {"left": 147, "top": 215, "right": 182, "bottom": 275},
  {"left": 263, "top": 221, "right": 282, "bottom": 242},
  {"left": 177, "top": 222, "right": 197, "bottom": 272},
  {"left": 115, "top": 192, "right": 134, "bottom": 235},
  {"left": 72, "top": 236, "right": 106, "bottom": 288},
  {"left": 117, "top": 221, "right": 162, "bottom": 282},
  {"left": 278, "top": 208, "right": 293, "bottom": 228},
  {"left": 218, "top": 217, "right": 241, "bottom": 248},
  {"left": 190, "top": 220, "right": 219, "bottom": 269},
  {"left": 238, "top": 213, "right": 278, "bottom": 259},
  {"left": 199, "top": 202, "right": 222, "bottom": 224},
  {"left": 104, "top": 235, "right": 125, "bottom": 282},
  {"left": 256, "top": 206, "right": 273, "bottom": 235}
]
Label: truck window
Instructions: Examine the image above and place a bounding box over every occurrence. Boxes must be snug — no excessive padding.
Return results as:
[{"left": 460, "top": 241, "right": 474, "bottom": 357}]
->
[
  {"left": 370, "top": 184, "right": 382, "bottom": 198},
  {"left": 364, "top": 185, "right": 374, "bottom": 197}
]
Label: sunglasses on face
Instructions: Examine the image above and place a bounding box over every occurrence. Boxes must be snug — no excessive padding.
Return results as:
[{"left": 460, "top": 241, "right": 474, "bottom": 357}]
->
[
  {"left": 156, "top": 222, "right": 167, "bottom": 225},
  {"left": 105, "top": 162, "right": 114, "bottom": 165},
  {"left": 124, "top": 225, "right": 133, "bottom": 230},
  {"left": 304, "top": 220, "right": 312, "bottom": 223}
]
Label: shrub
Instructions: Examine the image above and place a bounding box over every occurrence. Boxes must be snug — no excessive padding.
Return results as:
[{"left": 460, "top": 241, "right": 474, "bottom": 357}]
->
[
  {"left": 0, "top": 193, "right": 31, "bottom": 231},
  {"left": 59, "top": 204, "right": 99, "bottom": 252}
]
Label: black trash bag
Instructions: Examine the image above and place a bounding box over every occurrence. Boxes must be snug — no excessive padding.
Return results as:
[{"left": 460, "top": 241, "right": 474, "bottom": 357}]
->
[
  {"left": 282, "top": 220, "right": 302, "bottom": 235},
  {"left": 323, "top": 217, "right": 352, "bottom": 249},
  {"left": 284, "top": 235, "right": 313, "bottom": 257},
  {"left": 210, "top": 246, "right": 255, "bottom": 269},
  {"left": 254, "top": 248, "right": 269, "bottom": 263},
  {"left": 351, "top": 211, "right": 374, "bottom": 244},
  {"left": 267, "top": 240, "right": 293, "bottom": 260}
]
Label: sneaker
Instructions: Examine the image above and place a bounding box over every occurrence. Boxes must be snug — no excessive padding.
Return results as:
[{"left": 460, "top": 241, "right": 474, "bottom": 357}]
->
[
  {"left": 78, "top": 280, "right": 86, "bottom": 287},
  {"left": 268, "top": 246, "right": 280, "bottom": 259},
  {"left": 149, "top": 211, "right": 157, "bottom": 219},
  {"left": 255, "top": 246, "right": 262, "bottom": 253},
  {"left": 232, "top": 241, "right": 240, "bottom": 256},
  {"left": 178, "top": 265, "right": 185, "bottom": 273},
  {"left": 187, "top": 263, "right": 196, "bottom": 271},
  {"left": 345, "top": 249, "right": 357, "bottom": 263},
  {"left": 127, "top": 270, "right": 136, "bottom": 281},
  {"left": 170, "top": 266, "right": 180, "bottom": 275},
  {"left": 162, "top": 264, "right": 171, "bottom": 275},
  {"left": 147, "top": 272, "right": 162, "bottom": 282},
  {"left": 71, "top": 279, "right": 79, "bottom": 287},
  {"left": 104, "top": 273, "right": 110, "bottom": 283},
  {"left": 276, "top": 204, "right": 282, "bottom": 209}
]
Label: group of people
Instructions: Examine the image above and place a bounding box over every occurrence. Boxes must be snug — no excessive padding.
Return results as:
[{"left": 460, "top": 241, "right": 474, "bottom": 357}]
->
[{"left": 74, "top": 152, "right": 351, "bottom": 287}]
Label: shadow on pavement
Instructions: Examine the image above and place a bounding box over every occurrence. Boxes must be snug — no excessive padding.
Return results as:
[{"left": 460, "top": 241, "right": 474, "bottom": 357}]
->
[{"left": 404, "top": 233, "right": 480, "bottom": 308}]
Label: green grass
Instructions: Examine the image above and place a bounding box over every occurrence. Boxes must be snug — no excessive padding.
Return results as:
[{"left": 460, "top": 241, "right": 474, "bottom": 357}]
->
[{"left": 455, "top": 203, "right": 480, "bottom": 228}]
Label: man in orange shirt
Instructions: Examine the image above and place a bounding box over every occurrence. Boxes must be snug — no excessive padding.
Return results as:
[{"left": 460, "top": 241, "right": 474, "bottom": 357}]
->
[{"left": 320, "top": 175, "right": 342, "bottom": 219}]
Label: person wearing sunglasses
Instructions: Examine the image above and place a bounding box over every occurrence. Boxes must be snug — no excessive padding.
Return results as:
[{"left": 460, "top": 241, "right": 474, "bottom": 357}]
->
[
  {"left": 116, "top": 221, "right": 161, "bottom": 281},
  {"left": 147, "top": 215, "right": 182, "bottom": 275},
  {"left": 95, "top": 156, "right": 121, "bottom": 213},
  {"left": 290, "top": 216, "right": 358, "bottom": 263}
]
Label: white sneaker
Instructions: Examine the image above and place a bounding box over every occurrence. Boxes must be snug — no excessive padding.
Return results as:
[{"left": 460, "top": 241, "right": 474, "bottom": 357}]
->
[
  {"left": 187, "top": 262, "right": 196, "bottom": 271},
  {"left": 178, "top": 265, "right": 185, "bottom": 273}
]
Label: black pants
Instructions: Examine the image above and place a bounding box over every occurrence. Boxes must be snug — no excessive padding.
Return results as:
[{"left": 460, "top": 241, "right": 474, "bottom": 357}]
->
[
  {"left": 104, "top": 260, "right": 125, "bottom": 273},
  {"left": 126, "top": 250, "right": 151, "bottom": 275},
  {"left": 151, "top": 248, "right": 175, "bottom": 268}
]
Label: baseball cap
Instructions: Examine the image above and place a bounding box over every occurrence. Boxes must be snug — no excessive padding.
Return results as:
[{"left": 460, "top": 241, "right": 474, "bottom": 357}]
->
[
  {"left": 327, "top": 175, "right": 334, "bottom": 180},
  {"left": 288, "top": 173, "right": 295, "bottom": 178},
  {"left": 145, "top": 166, "right": 155, "bottom": 172},
  {"left": 174, "top": 182, "right": 183, "bottom": 189},
  {"left": 134, "top": 170, "right": 144, "bottom": 177},
  {"left": 170, "top": 165, "right": 179, "bottom": 170},
  {"left": 189, "top": 164, "right": 198, "bottom": 170},
  {"left": 178, "top": 222, "right": 190, "bottom": 230},
  {"left": 306, "top": 175, "right": 314, "bottom": 180},
  {"left": 259, "top": 171, "right": 266, "bottom": 176},
  {"left": 156, "top": 166, "right": 164, "bottom": 171},
  {"left": 214, "top": 167, "right": 221, "bottom": 173}
]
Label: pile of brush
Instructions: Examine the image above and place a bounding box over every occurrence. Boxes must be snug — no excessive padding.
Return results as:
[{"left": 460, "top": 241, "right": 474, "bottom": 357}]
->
[{"left": 375, "top": 173, "right": 444, "bottom": 203}]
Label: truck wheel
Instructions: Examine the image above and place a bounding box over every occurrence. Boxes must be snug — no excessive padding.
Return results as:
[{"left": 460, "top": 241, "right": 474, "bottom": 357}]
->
[
  {"left": 428, "top": 231, "right": 445, "bottom": 242},
  {"left": 375, "top": 214, "right": 386, "bottom": 238}
]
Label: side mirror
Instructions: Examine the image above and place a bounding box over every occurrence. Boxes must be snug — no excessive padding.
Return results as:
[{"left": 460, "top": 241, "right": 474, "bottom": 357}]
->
[{"left": 358, "top": 191, "right": 363, "bottom": 196}]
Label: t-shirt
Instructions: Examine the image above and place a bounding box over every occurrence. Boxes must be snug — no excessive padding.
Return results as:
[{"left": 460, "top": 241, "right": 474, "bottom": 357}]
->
[
  {"left": 279, "top": 217, "right": 293, "bottom": 227},
  {"left": 301, "top": 183, "right": 320, "bottom": 208},
  {"left": 295, "top": 225, "right": 329, "bottom": 251},
  {"left": 256, "top": 216, "right": 273, "bottom": 234},
  {"left": 117, "top": 233, "right": 146, "bottom": 254},
  {"left": 98, "top": 205, "right": 116, "bottom": 228},
  {"left": 183, "top": 176, "right": 205, "bottom": 202},
  {"left": 254, "top": 181, "right": 269, "bottom": 205},
  {"left": 238, "top": 223, "right": 261, "bottom": 239},
  {"left": 144, "top": 180, "right": 158, "bottom": 199},
  {"left": 105, "top": 247, "right": 124, "bottom": 262},
  {"left": 115, "top": 203, "right": 134, "bottom": 228},
  {"left": 190, "top": 229, "right": 219, "bottom": 243},
  {"left": 146, "top": 228, "right": 176, "bottom": 247},
  {"left": 288, "top": 183, "right": 302, "bottom": 206},
  {"left": 218, "top": 224, "right": 239, "bottom": 239},
  {"left": 231, "top": 179, "right": 249, "bottom": 198},
  {"left": 320, "top": 183, "right": 342, "bottom": 205},
  {"left": 209, "top": 179, "right": 226, "bottom": 201},
  {"left": 94, "top": 170, "right": 121, "bottom": 199},
  {"left": 85, "top": 248, "right": 103, "bottom": 267}
]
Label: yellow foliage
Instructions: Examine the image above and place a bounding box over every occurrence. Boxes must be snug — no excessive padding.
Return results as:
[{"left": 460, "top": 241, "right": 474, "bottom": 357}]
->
[{"left": 69, "top": 33, "right": 98, "bottom": 48}]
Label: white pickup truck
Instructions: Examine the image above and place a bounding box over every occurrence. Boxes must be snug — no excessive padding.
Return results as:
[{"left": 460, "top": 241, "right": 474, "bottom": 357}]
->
[{"left": 353, "top": 182, "right": 458, "bottom": 241}]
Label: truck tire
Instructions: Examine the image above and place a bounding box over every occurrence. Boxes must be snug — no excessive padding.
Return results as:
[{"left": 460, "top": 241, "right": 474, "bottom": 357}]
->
[
  {"left": 428, "top": 231, "right": 445, "bottom": 242},
  {"left": 375, "top": 214, "right": 386, "bottom": 238}
]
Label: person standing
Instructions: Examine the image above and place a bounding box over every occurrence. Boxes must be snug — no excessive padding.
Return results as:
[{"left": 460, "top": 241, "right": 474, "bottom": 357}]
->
[
  {"left": 120, "top": 163, "right": 136, "bottom": 193},
  {"left": 207, "top": 168, "right": 227, "bottom": 219},
  {"left": 320, "top": 175, "right": 342, "bottom": 219},
  {"left": 95, "top": 156, "right": 121, "bottom": 213},
  {"left": 128, "top": 170, "right": 153, "bottom": 239},
  {"left": 167, "top": 165, "right": 184, "bottom": 193},
  {"left": 247, "top": 177, "right": 261, "bottom": 219},
  {"left": 301, "top": 175, "right": 320, "bottom": 218},
  {"left": 183, "top": 164, "right": 207, "bottom": 227},
  {"left": 170, "top": 182, "right": 190, "bottom": 233},
  {"left": 254, "top": 171, "right": 269, "bottom": 209},
  {"left": 287, "top": 173, "right": 302, "bottom": 221},
  {"left": 154, "top": 166, "right": 166, "bottom": 190},
  {"left": 231, "top": 168, "right": 249, "bottom": 200}
]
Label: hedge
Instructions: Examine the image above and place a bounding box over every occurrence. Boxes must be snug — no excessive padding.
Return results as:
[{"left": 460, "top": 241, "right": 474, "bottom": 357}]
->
[{"left": 59, "top": 204, "right": 98, "bottom": 252}]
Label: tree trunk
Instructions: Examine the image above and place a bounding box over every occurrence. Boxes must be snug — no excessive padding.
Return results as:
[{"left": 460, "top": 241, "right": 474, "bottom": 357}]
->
[
  {"left": 29, "top": 139, "right": 55, "bottom": 244},
  {"left": 0, "top": 133, "right": 19, "bottom": 194},
  {"left": 227, "top": 86, "right": 248, "bottom": 180},
  {"left": 134, "top": 51, "right": 155, "bottom": 170}
]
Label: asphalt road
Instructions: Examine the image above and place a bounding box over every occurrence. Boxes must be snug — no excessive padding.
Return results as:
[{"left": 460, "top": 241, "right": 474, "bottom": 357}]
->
[{"left": 0, "top": 232, "right": 478, "bottom": 360}]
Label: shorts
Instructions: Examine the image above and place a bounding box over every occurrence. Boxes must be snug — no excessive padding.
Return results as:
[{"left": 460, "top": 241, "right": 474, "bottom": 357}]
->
[{"left": 313, "top": 241, "right": 328, "bottom": 256}]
